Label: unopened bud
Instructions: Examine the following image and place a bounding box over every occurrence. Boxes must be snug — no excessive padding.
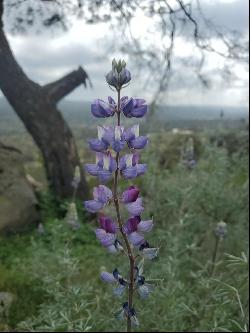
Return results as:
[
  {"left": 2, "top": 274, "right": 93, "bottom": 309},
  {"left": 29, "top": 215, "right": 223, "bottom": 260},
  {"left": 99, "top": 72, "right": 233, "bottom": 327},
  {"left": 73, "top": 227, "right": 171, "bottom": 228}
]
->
[{"left": 215, "top": 221, "right": 227, "bottom": 239}]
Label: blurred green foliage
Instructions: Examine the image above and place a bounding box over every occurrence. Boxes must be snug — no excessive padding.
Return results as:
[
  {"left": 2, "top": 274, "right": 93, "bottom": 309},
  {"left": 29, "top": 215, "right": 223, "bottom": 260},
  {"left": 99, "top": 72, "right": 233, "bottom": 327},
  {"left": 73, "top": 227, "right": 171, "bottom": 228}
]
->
[{"left": 0, "top": 128, "right": 249, "bottom": 332}]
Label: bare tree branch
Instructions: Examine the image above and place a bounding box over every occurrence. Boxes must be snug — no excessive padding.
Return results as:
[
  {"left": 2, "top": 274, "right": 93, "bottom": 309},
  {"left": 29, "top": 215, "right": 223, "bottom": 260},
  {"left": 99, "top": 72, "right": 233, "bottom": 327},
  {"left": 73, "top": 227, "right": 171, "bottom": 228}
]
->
[{"left": 43, "top": 66, "right": 90, "bottom": 103}]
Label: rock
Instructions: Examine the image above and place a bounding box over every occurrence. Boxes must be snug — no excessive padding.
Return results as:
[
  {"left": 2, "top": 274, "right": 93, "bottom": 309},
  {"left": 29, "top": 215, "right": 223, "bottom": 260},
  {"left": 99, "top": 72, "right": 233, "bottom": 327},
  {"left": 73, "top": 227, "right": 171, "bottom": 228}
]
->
[
  {"left": 0, "top": 143, "right": 39, "bottom": 232},
  {"left": 0, "top": 292, "right": 14, "bottom": 317}
]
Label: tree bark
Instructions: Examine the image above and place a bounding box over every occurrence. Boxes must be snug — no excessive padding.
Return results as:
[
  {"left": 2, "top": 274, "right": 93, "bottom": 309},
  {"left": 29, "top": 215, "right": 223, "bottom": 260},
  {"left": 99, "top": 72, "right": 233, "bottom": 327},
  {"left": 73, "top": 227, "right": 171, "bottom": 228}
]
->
[{"left": 0, "top": 3, "right": 88, "bottom": 199}]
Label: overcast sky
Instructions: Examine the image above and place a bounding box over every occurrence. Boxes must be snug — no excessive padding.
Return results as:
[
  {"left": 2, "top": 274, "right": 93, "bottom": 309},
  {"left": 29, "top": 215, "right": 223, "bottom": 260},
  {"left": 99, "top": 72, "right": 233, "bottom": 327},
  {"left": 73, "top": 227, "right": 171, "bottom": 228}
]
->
[{"left": 2, "top": 0, "right": 249, "bottom": 107}]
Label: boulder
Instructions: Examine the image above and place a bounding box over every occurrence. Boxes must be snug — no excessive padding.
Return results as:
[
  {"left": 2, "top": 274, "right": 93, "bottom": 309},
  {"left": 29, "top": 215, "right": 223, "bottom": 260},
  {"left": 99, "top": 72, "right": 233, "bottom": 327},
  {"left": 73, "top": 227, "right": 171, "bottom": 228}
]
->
[
  {"left": 0, "top": 143, "right": 39, "bottom": 232},
  {"left": 0, "top": 292, "right": 14, "bottom": 317}
]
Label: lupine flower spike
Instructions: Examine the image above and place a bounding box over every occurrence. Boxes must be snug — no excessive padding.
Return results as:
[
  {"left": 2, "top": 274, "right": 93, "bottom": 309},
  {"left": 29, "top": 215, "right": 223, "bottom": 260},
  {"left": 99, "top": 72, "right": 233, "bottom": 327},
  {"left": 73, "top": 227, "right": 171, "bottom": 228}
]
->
[{"left": 84, "top": 59, "right": 158, "bottom": 332}]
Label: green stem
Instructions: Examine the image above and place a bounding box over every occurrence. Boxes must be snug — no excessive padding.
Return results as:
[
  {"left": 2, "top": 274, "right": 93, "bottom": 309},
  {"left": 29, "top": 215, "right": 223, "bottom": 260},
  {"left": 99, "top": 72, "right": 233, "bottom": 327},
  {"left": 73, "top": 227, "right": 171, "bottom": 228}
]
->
[
  {"left": 211, "top": 237, "right": 220, "bottom": 276},
  {"left": 113, "top": 88, "right": 135, "bottom": 333}
]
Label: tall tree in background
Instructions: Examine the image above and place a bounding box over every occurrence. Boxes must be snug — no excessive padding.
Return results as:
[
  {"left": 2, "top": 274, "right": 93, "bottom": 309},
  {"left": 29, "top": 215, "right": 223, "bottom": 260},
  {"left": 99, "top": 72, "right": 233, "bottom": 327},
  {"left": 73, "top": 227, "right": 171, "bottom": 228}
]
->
[{"left": 0, "top": 0, "right": 89, "bottom": 199}]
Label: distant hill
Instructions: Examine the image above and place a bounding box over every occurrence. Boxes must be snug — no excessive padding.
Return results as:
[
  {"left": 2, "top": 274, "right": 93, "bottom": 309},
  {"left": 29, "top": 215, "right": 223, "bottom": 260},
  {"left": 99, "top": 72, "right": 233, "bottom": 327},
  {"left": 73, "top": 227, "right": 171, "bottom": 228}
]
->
[{"left": 0, "top": 97, "right": 248, "bottom": 135}]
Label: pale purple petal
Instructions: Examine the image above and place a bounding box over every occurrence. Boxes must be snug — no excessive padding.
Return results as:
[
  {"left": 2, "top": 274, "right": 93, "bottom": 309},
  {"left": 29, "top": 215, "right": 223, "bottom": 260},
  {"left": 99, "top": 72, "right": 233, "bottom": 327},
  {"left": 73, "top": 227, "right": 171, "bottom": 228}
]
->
[
  {"left": 133, "top": 98, "right": 146, "bottom": 107},
  {"left": 91, "top": 99, "right": 114, "bottom": 118},
  {"left": 122, "top": 97, "right": 134, "bottom": 117},
  {"left": 102, "top": 126, "right": 114, "bottom": 145},
  {"left": 119, "top": 156, "right": 127, "bottom": 170},
  {"left": 131, "top": 105, "right": 148, "bottom": 118},
  {"left": 122, "top": 167, "right": 138, "bottom": 179},
  {"left": 108, "top": 96, "right": 116, "bottom": 107},
  {"left": 136, "top": 164, "right": 147, "bottom": 176},
  {"left": 128, "top": 232, "right": 145, "bottom": 246},
  {"left": 126, "top": 198, "right": 144, "bottom": 216},
  {"left": 132, "top": 153, "right": 140, "bottom": 165},
  {"left": 93, "top": 185, "right": 112, "bottom": 203},
  {"left": 142, "top": 248, "right": 159, "bottom": 260},
  {"left": 84, "top": 200, "right": 104, "bottom": 213},
  {"left": 101, "top": 271, "right": 117, "bottom": 283},
  {"left": 98, "top": 100, "right": 114, "bottom": 117},
  {"left": 137, "top": 220, "right": 153, "bottom": 233},
  {"left": 91, "top": 102, "right": 103, "bottom": 118},
  {"left": 95, "top": 229, "right": 116, "bottom": 247},
  {"left": 129, "top": 136, "right": 148, "bottom": 149},
  {"left": 124, "top": 127, "right": 135, "bottom": 142},
  {"left": 113, "top": 285, "right": 126, "bottom": 297},
  {"left": 88, "top": 139, "right": 108, "bottom": 152},
  {"left": 138, "top": 284, "right": 154, "bottom": 299},
  {"left": 112, "top": 140, "right": 126, "bottom": 153},
  {"left": 98, "top": 170, "right": 113, "bottom": 183},
  {"left": 85, "top": 164, "right": 100, "bottom": 176},
  {"left": 107, "top": 245, "right": 119, "bottom": 253},
  {"left": 109, "top": 156, "right": 117, "bottom": 172}
]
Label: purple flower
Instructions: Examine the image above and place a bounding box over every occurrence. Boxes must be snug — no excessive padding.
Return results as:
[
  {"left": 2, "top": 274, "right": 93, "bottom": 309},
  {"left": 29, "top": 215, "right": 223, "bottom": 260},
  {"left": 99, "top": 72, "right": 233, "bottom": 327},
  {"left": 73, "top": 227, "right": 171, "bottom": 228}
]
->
[
  {"left": 214, "top": 221, "right": 227, "bottom": 239},
  {"left": 84, "top": 185, "right": 112, "bottom": 213},
  {"left": 139, "top": 241, "right": 159, "bottom": 260},
  {"left": 119, "top": 153, "right": 147, "bottom": 179},
  {"left": 124, "top": 125, "right": 148, "bottom": 150},
  {"left": 95, "top": 215, "right": 119, "bottom": 251},
  {"left": 121, "top": 97, "right": 148, "bottom": 118},
  {"left": 106, "top": 59, "right": 131, "bottom": 90},
  {"left": 125, "top": 197, "right": 144, "bottom": 216},
  {"left": 122, "top": 186, "right": 140, "bottom": 204},
  {"left": 101, "top": 268, "right": 128, "bottom": 296},
  {"left": 85, "top": 152, "right": 116, "bottom": 182},
  {"left": 123, "top": 216, "right": 153, "bottom": 246},
  {"left": 103, "top": 126, "right": 126, "bottom": 153},
  {"left": 88, "top": 126, "right": 110, "bottom": 152},
  {"left": 91, "top": 98, "right": 115, "bottom": 118},
  {"left": 116, "top": 302, "right": 139, "bottom": 327},
  {"left": 135, "top": 275, "right": 154, "bottom": 299}
]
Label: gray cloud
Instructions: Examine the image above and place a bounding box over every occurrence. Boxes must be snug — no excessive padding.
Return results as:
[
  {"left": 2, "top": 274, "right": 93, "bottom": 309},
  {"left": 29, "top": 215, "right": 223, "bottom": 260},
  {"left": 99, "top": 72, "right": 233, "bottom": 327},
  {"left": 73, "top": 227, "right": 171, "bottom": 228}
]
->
[
  {"left": 1, "top": 0, "right": 248, "bottom": 106},
  {"left": 197, "top": 0, "right": 249, "bottom": 33}
]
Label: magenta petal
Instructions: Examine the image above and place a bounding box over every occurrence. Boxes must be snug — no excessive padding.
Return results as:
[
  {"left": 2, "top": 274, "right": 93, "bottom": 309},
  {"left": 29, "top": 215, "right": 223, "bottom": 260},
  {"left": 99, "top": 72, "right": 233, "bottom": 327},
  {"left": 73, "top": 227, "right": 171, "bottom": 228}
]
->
[
  {"left": 124, "top": 216, "right": 141, "bottom": 234},
  {"left": 137, "top": 220, "right": 153, "bottom": 233},
  {"left": 99, "top": 216, "right": 117, "bottom": 234},
  {"left": 84, "top": 200, "right": 104, "bottom": 213},
  {"left": 101, "top": 271, "right": 117, "bottom": 283},
  {"left": 128, "top": 232, "right": 145, "bottom": 246},
  {"left": 122, "top": 186, "right": 140, "bottom": 203},
  {"left": 95, "top": 229, "right": 116, "bottom": 247}
]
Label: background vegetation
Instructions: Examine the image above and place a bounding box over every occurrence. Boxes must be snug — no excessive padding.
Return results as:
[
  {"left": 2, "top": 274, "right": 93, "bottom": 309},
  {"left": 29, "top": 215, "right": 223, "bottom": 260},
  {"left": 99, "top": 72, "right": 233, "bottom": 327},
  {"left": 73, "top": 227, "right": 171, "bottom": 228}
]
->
[{"left": 0, "top": 112, "right": 249, "bottom": 332}]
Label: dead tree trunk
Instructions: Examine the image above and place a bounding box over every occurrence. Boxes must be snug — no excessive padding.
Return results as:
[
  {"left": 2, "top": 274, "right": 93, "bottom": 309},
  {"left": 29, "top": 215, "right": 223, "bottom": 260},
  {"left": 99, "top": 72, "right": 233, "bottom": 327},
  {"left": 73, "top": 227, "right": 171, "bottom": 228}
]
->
[{"left": 0, "top": 2, "right": 88, "bottom": 199}]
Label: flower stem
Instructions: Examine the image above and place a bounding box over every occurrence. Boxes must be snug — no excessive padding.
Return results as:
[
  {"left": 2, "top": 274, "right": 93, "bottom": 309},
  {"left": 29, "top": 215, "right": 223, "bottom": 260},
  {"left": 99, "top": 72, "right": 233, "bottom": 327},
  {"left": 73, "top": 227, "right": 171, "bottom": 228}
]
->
[
  {"left": 211, "top": 236, "right": 220, "bottom": 276},
  {"left": 113, "top": 88, "right": 135, "bottom": 333}
]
